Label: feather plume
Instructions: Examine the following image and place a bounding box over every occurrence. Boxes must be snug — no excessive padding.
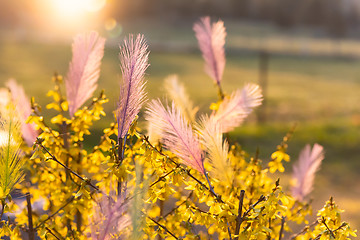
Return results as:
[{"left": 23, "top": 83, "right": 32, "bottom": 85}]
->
[
  {"left": 196, "top": 115, "right": 233, "bottom": 185},
  {"left": 90, "top": 187, "right": 130, "bottom": 240},
  {"left": 212, "top": 83, "right": 263, "bottom": 133},
  {"left": 66, "top": 31, "right": 106, "bottom": 117},
  {"left": 0, "top": 105, "right": 25, "bottom": 198},
  {"left": 6, "top": 79, "right": 38, "bottom": 146},
  {"left": 193, "top": 16, "right": 226, "bottom": 85},
  {"left": 145, "top": 99, "right": 205, "bottom": 174},
  {"left": 291, "top": 144, "right": 324, "bottom": 201},
  {"left": 164, "top": 75, "right": 198, "bottom": 123},
  {"left": 117, "top": 34, "right": 149, "bottom": 139},
  {"left": 0, "top": 88, "right": 10, "bottom": 107}
]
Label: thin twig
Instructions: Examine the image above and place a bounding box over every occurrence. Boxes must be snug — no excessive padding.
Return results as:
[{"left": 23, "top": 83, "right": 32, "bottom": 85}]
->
[
  {"left": 227, "top": 224, "right": 233, "bottom": 240},
  {"left": 0, "top": 200, "right": 5, "bottom": 222},
  {"left": 278, "top": 216, "right": 286, "bottom": 240},
  {"left": 234, "top": 190, "right": 245, "bottom": 240},
  {"left": 322, "top": 217, "right": 336, "bottom": 238},
  {"left": 290, "top": 220, "right": 318, "bottom": 240},
  {"left": 142, "top": 136, "right": 224, "bottom": 203},
  {"left": 26, "top": 193, "right": 35, "bottom": 240},
  {"left": 243, "top": 195, "right": 266, "bottom": 218},
  {"left": 45, "top": 227, "right": 62, "bottom": 240},
  {"left": 148, "top": 216, "right": 179, "bottom": 240},
  {"left": 35, "top": 195, "right": 75, "bottom": 229},
  {"left": 150, "top": 169, "right": 175, "bottom": 188},
  {"left": 163, "top": 191, "right": 193, "bottom": 219},
  {"left": 36, "top": 139, "right": 99, "bottom": 191},
  {"left": 216, "top": 82, "right": 225, "bottom": 100},
  {"left": 204, "top": 171, "right": 216, "bottom": 196}
]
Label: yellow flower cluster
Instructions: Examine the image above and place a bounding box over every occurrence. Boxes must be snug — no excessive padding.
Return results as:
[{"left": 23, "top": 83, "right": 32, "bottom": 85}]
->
[{"left": 0, "top": 77, "right": 356, "bottom": 240}]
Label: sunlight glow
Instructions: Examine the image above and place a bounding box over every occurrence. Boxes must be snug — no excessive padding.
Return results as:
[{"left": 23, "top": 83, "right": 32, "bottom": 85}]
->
[
  {"left": 37, "top": 0, "right": 107, "bottom": 36},
  {"left": 51, "top": 0, "right": 106, "bottom": 16}
]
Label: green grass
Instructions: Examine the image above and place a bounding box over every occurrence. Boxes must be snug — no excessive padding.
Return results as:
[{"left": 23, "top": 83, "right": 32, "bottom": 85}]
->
[{"left": 1, "top": 37, "right": 360, "bottom": 230}]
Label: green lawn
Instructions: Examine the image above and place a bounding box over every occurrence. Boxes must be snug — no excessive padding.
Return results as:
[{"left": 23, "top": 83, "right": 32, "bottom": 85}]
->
[{"left": 0, "top": 35, "right": 360, "bottom": 230}]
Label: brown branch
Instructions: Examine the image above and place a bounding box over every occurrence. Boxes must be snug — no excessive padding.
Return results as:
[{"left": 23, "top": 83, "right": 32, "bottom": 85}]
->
[
  {"left": 45, "top": 227, "right": 62, "bottom": 240},
  {"left": 322, "top": 217, "right": 336, "bottom": 238},
  {"left": 35, "top": 195, "right": 75, "bottom": 230},
  {"left": 26, "top": 193, "right": 35, "bottom": 240},
  {"left": 290, "top": 220, "right": 318, "bottom": 240},
  {"left": 142, "top": 135, "right": 224, "bottom": 203},
  {"left": 278, "top": 216, "right": 286, "bottom": 240},
  {"left": 36, "top": 138, "right": 99, "bottom": 192},
  {"left": 234, "top": 190, "right": 245, "bottom": 240},
  {"left": 148, "top": 216, "right": 179, "bottom": 240},
  {"left": 150, "top": 169, "right": 175, "bottom": 188},
  {"left": 243, "top": 195, "right": 266, "bottom": 218},
  {"left": 0, "top": 200, "right": 5, "bottom": 222},
  {"left": 163, "top": 192, "right": 193, "bottom": 219}
]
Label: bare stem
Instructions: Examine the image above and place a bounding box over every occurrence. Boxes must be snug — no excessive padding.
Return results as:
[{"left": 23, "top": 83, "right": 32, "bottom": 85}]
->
[
  {"left": 118, "top": 137, "right": 124, "bottom": 164},
  {"left": 243, "top": 195, "right": 266, "bottom": 218},
  {"left": 290, "top": 220, "right": 318, "bottom": 240},
  {"left": 0, "top": 200, "right": 5, "bottom": 222},
  {"left": 142, "top": 136, "right": 224, "bottom": 203},
  {"left": 26, "top": 193, "right": 35, "bottom": 240},
  {"left": 45, "top": 227, "right": 62, "bottom": 240},
  {"left": 278, "top": 216, "right": 286, "bottom": 240},
  {"left": 216, "top": 82, "right": 225, "bottom": 100},
  {"left": 322, "top": 217, "right": 336, "bottom": 238},
  {"left": 150, "top": 170, "right": 175, "bottom": 188},
  {"left": 35, "top": 195, "right": 75, "bottom": 229},
  {"left": 148, "top": 216, "right": 179, "bottom": 240},
  {"left": 36, "top": 139, "right": 99, "bottom": 192},
  {"left": 204, "top": 171, "right": 215, "bottom": 196},
  {"left": 234, "top": 190, "right": 245, "bottom": 240}
]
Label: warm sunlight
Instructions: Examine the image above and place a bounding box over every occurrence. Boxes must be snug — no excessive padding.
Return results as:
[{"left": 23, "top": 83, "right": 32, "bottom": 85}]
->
[
  {"left": 35, "top": 0, "right": 107, "bottom": 35},
  {"left": 51, "top": 0, "right": 106, "bottom": 17}
]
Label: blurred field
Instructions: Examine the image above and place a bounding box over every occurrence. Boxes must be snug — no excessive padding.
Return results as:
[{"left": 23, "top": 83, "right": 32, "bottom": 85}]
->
[{"left": 1, "top": 20, "right": 360, "bottom": 231}]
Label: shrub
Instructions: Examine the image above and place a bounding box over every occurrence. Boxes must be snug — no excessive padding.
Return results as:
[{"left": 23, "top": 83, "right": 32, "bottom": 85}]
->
[{"left": 0, "top": 17, "right": 357, "bottom": 239}]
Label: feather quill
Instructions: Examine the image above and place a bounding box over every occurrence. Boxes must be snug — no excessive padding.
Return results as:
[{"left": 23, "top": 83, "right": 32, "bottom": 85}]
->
[
  {"left": 291, "top": 144, "right": 324, "bottom": 201},
  {"left": 212, "top": 83, "right": 263, "bottom": 133},
  {"left": 66, "top": 31, "right": 106, "bottom": 117},
  {"left": 145, "top": 99, "right": 205, "bottom": 174},
  {"left": 6, "top": 79, "right": 38, "bottom": 146},
  {"left": 164, "top": 75, "right": 198, "bottom": 123},
  {"left": 196, "top": 115, "right": 233, "bottom": 185},
  {"left": 117, "top": 34, "right": 149, "bottom": 139},
  {"left": 0, "top": 106, "right": 25, "bottom": 198},
  {"left": 193, "top": 16, "right": 226, "bottom": 85}
]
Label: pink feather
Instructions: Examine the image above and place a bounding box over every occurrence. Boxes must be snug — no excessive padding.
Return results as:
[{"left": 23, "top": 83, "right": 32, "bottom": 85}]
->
[
  {"left": 193, "top": 16, "right": 226, "bottom": 85},
  {"left": 212, "top": 83, "right": 262, "bottom": 133},
  {"left": 145, "top": 99, "right": 205, "bottom": 174},
  {"left": 90, "top": 189, "right": 130, "bottom": 240},
  {"left": 291, "top": 144, "right": 325, "bottom": 201},
  {"left": 66, "top": 31, "right": 106, "bottom": 117},
  {"left": 117, "top": 34, "right": 149, "bottom": 139},
  {"left": 6, "top": 79, "right": 38, "bottom": 146}
]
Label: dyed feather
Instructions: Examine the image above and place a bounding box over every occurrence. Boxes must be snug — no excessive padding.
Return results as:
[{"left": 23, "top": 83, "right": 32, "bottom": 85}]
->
[
  {"left": 291, "top": 144, "right": 324, "bottom": 201},
  {"left": 0, "top": 106, "right": 25, "bottom": 198},
  {"left": 164, "top": 75, "right": 198, "bottom": 123},
  {"left": 145, "top": 99, "right": 205, "bottom": 174},
  {"left": 196, "top": 115, "right": 233, "bottom": 185},
  {"left": 212, "top": 83, "right": 262, "bottom": 133},
  {"left": 6, "top": 79, "right": 38, "bottom": 146},
  {"left": 90, "top": 188, "right": 130, "bottom": 240},
  {"left": 117, "top": 34, "right": 149, "bottom": 139},
  {"left": 0, "top": 88, "right": 10, "bottom": 107},
  {"left": 66, "top": 31, "right": 106, "bottom": 117},
  {"left": 193, "top": 16, "right": 226, "bottom": 85}
]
